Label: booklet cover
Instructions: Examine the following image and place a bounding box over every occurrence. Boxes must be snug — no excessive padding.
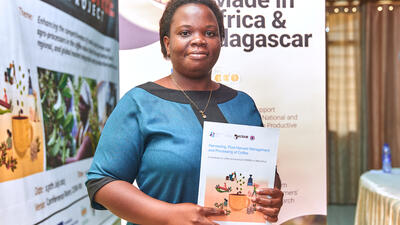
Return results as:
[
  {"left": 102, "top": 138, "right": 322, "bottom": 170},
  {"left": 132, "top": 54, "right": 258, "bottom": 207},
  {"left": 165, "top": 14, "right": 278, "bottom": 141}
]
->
[{"left": 198, "top": 122, "right": 279, "bottom": 225}]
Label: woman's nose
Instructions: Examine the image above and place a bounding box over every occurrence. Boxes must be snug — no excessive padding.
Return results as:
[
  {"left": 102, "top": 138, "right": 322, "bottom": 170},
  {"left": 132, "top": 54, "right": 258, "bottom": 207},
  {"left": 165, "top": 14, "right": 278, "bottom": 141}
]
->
[{"left": 191, "top": 34, "right": 207, "bottom": 47}]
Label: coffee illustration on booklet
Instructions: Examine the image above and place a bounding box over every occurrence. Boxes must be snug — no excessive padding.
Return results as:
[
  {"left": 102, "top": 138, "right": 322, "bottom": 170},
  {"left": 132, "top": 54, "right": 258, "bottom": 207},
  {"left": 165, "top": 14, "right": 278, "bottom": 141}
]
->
[
  {"left": 229, "top": 193, "right": 250, "bottom": 211},
  {"left": 213, "top": 171, "right": 262, "bottom": 215}
]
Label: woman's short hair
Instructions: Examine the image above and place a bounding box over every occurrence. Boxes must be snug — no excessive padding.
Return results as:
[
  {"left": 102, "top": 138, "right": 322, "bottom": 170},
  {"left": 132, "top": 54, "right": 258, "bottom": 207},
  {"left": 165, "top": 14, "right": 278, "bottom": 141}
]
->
[{"left": 159, "top": 0, "right": 225, "bottom": 59}]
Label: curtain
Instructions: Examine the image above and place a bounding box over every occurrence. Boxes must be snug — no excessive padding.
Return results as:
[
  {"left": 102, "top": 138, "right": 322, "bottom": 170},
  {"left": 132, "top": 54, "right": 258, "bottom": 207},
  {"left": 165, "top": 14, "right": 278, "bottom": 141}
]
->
[
  {"left": 364, "top": 2, "right": 400, "bottom": 170},
  {"left": 326, "top": 4, "right": 368, "bottom": 204}
]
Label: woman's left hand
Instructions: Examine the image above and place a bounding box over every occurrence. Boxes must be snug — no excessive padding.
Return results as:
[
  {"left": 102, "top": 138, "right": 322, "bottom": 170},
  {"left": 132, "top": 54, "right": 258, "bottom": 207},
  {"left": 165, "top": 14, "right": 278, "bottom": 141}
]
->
[{"left": 252, "top": 188, "right": 284, "bottom": 223}]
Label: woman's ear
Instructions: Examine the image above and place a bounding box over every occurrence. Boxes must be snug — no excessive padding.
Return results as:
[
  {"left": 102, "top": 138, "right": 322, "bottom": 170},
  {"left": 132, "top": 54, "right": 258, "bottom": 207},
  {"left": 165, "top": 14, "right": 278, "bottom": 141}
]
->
[{"left": 163, "top": 36, "right": 170, "bottom": 57}]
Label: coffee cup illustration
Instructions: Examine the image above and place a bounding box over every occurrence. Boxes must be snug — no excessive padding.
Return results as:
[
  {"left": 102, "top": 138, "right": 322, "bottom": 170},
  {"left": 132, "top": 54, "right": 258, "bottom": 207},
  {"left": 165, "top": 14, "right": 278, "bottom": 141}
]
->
[
  {"left": 229, "top": 194, "right": 250, "bottom": 211},
  {"left": 12, "top": 115, "right": 33, "bottom": 157}
]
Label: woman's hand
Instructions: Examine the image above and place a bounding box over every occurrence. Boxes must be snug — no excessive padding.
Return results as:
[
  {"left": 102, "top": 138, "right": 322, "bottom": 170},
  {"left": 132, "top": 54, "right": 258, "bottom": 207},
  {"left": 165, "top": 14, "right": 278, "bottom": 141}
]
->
[
  {"left": 252, "top": 188, "right": 284, "bottom": 222},
  {"left": 166, "top": 203, "right": 225, "bottom": 225}
]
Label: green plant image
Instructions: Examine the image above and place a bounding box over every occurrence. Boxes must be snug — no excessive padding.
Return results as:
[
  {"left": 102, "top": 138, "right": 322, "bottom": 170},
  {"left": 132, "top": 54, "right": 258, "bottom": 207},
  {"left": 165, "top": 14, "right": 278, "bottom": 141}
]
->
[
  {"left": 39, "top": 69, "right": 76, "bottom": 169},
  {"left": 39, "top": 68, "right": 103, "bottom": 170}
]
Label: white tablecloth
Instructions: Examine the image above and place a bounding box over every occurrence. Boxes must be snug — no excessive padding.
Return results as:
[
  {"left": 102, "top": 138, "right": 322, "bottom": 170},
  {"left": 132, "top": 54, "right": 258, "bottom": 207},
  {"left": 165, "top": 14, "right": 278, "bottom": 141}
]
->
[{"left": 354, "top": 168, "right": 400, "bottom": 225}]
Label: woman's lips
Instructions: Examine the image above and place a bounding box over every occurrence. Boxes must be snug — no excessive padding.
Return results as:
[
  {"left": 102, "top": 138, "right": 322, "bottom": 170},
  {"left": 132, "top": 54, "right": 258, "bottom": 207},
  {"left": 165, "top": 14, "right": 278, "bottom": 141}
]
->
[{"left": 187, "top": 52, "right": 208, "bottom": 59}]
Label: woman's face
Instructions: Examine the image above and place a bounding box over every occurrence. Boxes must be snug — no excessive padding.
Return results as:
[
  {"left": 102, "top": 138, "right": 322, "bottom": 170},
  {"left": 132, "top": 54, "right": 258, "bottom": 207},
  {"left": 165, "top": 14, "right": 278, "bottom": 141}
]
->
[{"left": 163, "top": 3, "right": 221, "bottom": 79}]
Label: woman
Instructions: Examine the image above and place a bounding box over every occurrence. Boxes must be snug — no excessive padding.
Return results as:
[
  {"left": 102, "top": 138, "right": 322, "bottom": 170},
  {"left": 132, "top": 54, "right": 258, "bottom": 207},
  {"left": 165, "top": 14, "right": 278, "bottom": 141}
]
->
[{"left": 86, "top": 0, "right": 283, "bottom": 224}]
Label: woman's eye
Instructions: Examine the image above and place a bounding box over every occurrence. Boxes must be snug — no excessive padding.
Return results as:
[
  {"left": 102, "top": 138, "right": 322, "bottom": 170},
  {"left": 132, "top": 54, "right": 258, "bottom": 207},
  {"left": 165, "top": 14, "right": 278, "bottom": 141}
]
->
[
  {"left": 179, "top": 31, "right": 190, "bottom": 36},
  {"left": 205, "top": 31, "right": 216, "bottom": 37}
]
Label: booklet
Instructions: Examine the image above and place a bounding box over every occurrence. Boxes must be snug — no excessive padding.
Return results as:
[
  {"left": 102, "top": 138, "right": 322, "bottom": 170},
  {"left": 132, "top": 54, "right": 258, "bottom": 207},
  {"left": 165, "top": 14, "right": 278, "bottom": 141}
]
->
[{"left": 198, "top": 121, "right": 280, "bottom": 225}]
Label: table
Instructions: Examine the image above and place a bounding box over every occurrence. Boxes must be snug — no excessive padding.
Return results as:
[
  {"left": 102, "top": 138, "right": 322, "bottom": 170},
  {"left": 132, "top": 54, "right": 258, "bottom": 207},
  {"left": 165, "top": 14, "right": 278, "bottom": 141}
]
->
[{"left": 354, "top": 168, "right": 400, "bottom": 225}]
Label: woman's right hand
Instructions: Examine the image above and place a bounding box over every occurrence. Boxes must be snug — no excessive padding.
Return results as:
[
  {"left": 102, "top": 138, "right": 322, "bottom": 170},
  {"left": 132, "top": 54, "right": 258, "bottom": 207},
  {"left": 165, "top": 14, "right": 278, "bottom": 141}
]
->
[{"left": 166, "top": 203, "right": 225, "bottom": 225}]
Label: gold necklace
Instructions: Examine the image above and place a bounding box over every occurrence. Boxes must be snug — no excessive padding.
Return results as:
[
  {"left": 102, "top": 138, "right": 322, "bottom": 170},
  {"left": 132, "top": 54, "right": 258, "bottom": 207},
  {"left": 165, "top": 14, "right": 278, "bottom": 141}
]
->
[{"left": 171, "top": 76, "right": 213, "bottom": 119}]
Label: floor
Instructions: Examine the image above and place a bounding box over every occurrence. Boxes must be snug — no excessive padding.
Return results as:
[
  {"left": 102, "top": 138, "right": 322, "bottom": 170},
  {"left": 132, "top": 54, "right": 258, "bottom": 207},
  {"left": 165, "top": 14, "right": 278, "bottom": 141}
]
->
[{"left": 327, "top": 204, "right": 356, "bottom": 225}]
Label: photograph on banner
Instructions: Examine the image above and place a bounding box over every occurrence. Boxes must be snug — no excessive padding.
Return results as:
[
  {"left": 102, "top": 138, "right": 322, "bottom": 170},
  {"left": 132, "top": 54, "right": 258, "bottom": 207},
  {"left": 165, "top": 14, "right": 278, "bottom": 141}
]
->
[
  {"left": 38, "top": 68, "right": 105, "bottom": 169},
  {"left": 0, "top": 61, "right": 45, "bottom": 182}
]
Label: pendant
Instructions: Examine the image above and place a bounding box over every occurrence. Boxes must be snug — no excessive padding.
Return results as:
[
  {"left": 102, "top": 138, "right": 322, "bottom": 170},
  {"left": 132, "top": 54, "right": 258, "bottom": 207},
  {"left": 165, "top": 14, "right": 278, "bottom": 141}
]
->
[{"left": 200, "top": 111, "right": 207, "bottom": 119}]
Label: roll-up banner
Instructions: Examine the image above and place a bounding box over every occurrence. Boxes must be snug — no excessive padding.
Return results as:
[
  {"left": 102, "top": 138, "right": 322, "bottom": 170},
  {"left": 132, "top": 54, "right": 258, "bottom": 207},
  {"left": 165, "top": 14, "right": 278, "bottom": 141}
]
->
[
  {"left": 119, "top": 0, "right": 326, "bottom": 224},
  {"left": 0, "top": 0, "right": 119, "bottom": 224}
]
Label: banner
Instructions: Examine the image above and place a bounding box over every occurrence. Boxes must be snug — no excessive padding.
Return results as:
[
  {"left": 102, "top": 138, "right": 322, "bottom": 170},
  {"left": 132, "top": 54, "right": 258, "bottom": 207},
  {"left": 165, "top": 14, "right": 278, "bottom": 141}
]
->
[
  {"left": 0, "top": 0, "right": 119, "bottom": 224},
  {"left": 119, "top": 0, "right": 326, "bottom": 224}
]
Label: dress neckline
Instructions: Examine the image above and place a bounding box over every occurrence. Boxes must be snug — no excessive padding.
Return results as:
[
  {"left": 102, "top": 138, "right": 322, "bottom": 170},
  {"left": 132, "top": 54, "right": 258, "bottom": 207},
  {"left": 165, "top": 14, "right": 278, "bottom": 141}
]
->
[{"left": 137, "top": 82, "right": 238, "bottom": 104}]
